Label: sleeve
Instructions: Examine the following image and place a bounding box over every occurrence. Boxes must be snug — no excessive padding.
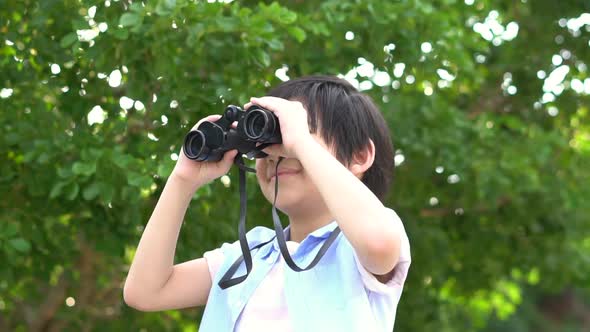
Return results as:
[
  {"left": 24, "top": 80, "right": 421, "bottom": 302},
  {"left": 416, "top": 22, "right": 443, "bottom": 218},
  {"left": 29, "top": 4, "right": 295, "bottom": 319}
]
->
[
  {"left": 353, "top": 208, "right": 411, "bottom": 294},
  {"left": 203, "top": 248, "right": 226, "bottom": 281}
]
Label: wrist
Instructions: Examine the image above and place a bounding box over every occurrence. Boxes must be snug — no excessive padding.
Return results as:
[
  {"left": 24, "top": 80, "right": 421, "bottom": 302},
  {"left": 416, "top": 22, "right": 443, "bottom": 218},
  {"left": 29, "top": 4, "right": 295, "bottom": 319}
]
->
[
  {"left": 294, "top": 135, "right": 320, "bottom": 159},
  {"left": 168, "top": 172, "right": 206, "bottom": 194}
]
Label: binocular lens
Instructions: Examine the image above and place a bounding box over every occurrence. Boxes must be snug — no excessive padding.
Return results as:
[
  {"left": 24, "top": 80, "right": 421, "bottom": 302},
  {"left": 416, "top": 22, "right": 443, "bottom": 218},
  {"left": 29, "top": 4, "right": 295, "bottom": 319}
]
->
[
  {"left": 244, "top": 109, "right": 277, "bottom": 141},
  {"left": 184, "top": 130, "right": 207, "bottom": 160}
]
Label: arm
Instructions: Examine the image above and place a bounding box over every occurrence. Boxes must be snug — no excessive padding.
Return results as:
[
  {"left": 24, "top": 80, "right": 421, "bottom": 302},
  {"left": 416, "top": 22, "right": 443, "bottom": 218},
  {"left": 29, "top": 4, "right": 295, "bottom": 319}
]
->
[
  {"left": 245, "top": 96, "right": 401, "bottom": 276},
  {"left": 296, "top": 138, "right": 401, "bottom": 276},
  {"left": 123, "top": 174, "right": 212, "bottom": 311}
]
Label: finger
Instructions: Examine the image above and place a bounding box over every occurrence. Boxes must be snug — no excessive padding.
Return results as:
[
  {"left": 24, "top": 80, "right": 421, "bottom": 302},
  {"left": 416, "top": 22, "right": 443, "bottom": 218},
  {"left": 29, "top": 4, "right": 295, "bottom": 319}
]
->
[
  {"left": 250, "top": 96, "right": 293, "bottom": 113},
  {"left": 222, "top": 149, "right": 238, "bottom": 163},
  {"left": 231, "top": 121, "right": 238, "bottom": 129},
  {"left": 262, "top": 144, "right": 286, "bottom": 157},
  {"left": 192, "top": 114, "right": 222, "bottom": 130}
]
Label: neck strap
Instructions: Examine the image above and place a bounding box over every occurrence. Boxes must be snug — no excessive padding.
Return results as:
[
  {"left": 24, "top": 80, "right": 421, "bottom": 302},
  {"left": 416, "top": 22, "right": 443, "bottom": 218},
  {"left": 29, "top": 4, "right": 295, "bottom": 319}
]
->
[{"left": 218, "top": 152, "right": 340, "bottom": 289}]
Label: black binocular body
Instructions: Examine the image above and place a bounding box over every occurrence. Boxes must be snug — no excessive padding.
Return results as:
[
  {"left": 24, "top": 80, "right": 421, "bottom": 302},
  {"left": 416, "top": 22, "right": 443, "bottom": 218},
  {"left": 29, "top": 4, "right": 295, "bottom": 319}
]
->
[{"left": 183, "top": 105, "right": 282, "bottom": 162}]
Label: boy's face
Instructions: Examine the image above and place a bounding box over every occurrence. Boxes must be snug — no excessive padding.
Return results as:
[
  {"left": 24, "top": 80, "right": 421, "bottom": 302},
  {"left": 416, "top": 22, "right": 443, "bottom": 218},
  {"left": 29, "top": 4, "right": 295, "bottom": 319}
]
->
[{"left": 254, "top": 133, "right": 336, "bottom": 214}]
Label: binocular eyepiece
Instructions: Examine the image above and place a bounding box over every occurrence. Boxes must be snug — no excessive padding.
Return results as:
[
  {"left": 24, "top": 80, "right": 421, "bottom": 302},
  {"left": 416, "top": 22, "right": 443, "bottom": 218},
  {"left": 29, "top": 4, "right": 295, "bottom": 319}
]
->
[{"left": 183, "top": 105, "right": 282, "bottom": 162}]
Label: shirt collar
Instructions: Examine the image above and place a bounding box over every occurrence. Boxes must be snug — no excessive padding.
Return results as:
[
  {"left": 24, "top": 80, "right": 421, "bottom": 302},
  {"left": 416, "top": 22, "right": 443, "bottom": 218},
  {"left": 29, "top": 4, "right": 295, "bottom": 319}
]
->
[{"left": 269, "top": 221, "right": 339, "bottom": 254}]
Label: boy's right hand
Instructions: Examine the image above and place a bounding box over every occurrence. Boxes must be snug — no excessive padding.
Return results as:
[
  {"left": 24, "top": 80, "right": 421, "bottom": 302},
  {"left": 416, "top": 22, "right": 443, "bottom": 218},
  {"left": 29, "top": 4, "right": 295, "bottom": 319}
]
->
[{"left": 171, "top": 114, "right": 239, "bottom": 190}]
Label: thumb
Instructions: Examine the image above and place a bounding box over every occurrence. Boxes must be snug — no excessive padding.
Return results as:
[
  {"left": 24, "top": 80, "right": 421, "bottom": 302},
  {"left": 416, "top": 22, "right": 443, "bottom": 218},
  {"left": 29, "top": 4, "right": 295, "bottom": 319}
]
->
[{"left": 222, "top": 149, "right": 239, "bottom": 163}]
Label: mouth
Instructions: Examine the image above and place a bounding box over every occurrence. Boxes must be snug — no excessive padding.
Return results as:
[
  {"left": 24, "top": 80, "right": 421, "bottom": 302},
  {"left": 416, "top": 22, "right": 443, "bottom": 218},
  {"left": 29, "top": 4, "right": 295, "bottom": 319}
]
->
[{"left": 269, "top": 170, "right": 301, "bottom": 180}]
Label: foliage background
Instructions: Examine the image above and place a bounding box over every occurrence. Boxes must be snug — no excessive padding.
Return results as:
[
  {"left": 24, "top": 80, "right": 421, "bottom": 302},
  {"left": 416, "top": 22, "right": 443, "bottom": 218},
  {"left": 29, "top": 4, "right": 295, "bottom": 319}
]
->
[{"left": 1, "top": 0, "right": 589, "bottom": 331}]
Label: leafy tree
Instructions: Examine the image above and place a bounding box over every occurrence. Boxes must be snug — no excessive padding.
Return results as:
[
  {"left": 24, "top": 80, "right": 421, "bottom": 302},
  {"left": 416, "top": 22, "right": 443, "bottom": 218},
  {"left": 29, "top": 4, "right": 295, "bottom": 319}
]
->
[{"left": 1, "top": 0, "right": 589, "bottom": 331}]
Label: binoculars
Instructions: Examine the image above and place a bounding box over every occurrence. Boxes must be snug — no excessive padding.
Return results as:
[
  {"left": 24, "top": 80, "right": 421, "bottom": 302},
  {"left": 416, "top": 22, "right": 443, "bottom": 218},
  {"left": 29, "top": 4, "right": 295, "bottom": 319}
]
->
[{"left": 183, "top": 105, "right": 282, "bottom": 162}]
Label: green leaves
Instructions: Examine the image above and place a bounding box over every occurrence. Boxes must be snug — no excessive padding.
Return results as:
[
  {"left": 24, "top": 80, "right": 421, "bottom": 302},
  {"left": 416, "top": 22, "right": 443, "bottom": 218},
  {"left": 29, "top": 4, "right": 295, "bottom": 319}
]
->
[
  {"left": 72, "top": 161, "right": 97, "bottom": 176},
  {"left": 8, "top": 238, "right": 31, "bottom": 253},
  {"left": 287, "top": 26, "right": 306, "bottom": 43},
  {"left": 119, "top": 12, "right": 143, "bottom": 30},
  {"left": 2, "top": 0, "right": 590, "bottom": 331},
  {"left": 59, "top": 32, "right": 78, "bottom": 48}
]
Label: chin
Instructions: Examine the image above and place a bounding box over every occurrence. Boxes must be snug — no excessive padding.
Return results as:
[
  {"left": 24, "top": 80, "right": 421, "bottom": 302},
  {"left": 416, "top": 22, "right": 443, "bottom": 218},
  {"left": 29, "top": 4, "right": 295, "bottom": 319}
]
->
[{"left": 260, "top": 181, "right": 305, "bottom": 212}]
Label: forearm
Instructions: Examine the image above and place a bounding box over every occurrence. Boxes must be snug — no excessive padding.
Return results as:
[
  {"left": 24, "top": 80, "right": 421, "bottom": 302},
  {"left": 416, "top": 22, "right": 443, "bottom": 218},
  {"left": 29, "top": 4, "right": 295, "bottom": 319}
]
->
[
  {"left": 124, "top": 174, "right": 203, "bottom": 297},
  {"left": 296, "top": 139, "right": 400, "bottom": 275}
]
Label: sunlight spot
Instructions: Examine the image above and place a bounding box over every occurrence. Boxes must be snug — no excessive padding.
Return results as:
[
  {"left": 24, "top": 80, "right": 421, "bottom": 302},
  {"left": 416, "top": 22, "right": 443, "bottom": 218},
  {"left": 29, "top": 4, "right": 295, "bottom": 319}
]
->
[
  {"left": 0, "top": 88, "right": 14, "bottom": 99},
  {"left": 134, "top": 100, "right": 145, "bottom": 111},
  {"left": 437, "top": 68, "right": 455, "bottom": 81},
  {"left": 570, "top": 79, "right": 584, "bottom": 93},
  {"left": 561, "top": 50, "right": 572, "bottom": 60},
  {"left": 542, "top": 92, "right": 556, "bottom": 103},
  {"left": 147, "top": 133, "right": 159, "bottom": 141},
  {"left": 394, "top": 154, "right": 405, "bottom": 166},
  {"left": 171, "top": 153, "right": 179, "bottom": 161},
  {"left": 405, "top": 75, "right": 415, "bottom": 84},
  {"left": 566, "top": 13, "right": 590, "bottom": 32},
  {"left": 108, "top": 69, "right": 122, "bottom": 87},
  {"left": 373, "top": 70, "right": 391, "bottom": 87},
  {"left": 548, "top": 106, "right": 559, "bottom": 116},
  {"left": 423, "top": 81, "right": 434, "bottom": 96},
  {"left": 66, "top": 297, "right": 76, "bottom": 307},
  {"left": 507, "top": 85, "right": 517, "bottom": 95},
  {"left": 448, "top": 174, "right": 460, "bottom": 184},
  {"left": 384, "top": 43, "right": 396, "bottom": 52},
  {"left": 543, "top": 65, "right": 570, "bottom": 95},
  {"left": 393, "top": 63, "right": 406, "bottom": 78},
  {"left": 220, "top": 175, "right": 231, "bottom": 188},
  {"left": 359, "top": 80, "right": 373, "bottom": 91},
  {"left": 87, "top": 105, "right": 107, "bottom": 125},
  {"left": 503, "top": 22, "right": 519, "bottom": 40},
  {"left": 161, "top": 115, "right": 168, "bottom": 125},
  {"left": 275, "top": 65, "right": 290, "bottom": 82},
  {"left": 119, "top": 96, "right": 134, "bottom": 110},
  {"left": 98, "top": 22, "right": 108, "bottom": 32},
  {"left": 357, "top": 61, "right": 375, "bottom": 77},
  {"left": 76, "top": 28, "right": 99, "bottom": 42},
  {"left": 345, "top": 31, "right": 355, "bottom": 41},
  {"left": 435, "top": 166, "right": 444, "bottom": 174},
  {"left": 170, "top": 100, "right": 179, "bottom": 108},
  {"left": 537, "top": 70, "right": 546, "bottom": 79},
  {"left": 88, "top": 6, "right": 97, "bottom": 18},
  {"left": 552, "top": 54, "right": 563, "bottom": 66},
  {"left": 429, "top": 197, "right": 439, "bottom": 206},
  {"left": 421, "top": 42, "right": 433, "bottom": 53},
  {"left": 50, "top": 63, "right": 61, "bottom": 75}
]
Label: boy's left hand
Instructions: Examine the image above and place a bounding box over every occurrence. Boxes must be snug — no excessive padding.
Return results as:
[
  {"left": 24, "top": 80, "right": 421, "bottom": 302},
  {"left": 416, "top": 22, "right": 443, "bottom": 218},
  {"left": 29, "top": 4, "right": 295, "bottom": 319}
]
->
[{"left": 244, "top": 96, "right": 315, "bottom": 159}]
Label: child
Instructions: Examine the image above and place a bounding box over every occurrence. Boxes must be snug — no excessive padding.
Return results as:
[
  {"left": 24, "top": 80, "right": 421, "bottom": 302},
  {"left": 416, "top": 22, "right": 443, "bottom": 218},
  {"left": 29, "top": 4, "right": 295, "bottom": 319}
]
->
[{"left": 123, "top": 76, "right": 411, "bottom": 332}]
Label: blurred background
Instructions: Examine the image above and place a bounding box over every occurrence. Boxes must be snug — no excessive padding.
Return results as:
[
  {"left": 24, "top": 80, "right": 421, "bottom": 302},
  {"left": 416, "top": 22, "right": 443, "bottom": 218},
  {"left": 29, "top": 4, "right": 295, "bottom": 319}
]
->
[{"left": 1, "top": 0, "right": 590, "bottom": 331}]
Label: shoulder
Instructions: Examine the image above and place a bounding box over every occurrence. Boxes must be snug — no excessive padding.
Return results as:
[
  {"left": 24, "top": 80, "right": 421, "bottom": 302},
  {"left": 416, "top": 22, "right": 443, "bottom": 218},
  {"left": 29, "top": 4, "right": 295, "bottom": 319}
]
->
[
  {"left": 208, "top": 226, "right": 275, "bottom": 258},
  {"left": 204, "top": 226, "right": 275, "bottom": 280}
]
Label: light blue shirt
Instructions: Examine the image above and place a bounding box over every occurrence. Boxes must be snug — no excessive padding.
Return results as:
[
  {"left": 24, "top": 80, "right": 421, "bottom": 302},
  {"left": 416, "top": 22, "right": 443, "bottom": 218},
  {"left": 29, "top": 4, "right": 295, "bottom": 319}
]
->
[{"left": 199, "top": 207, "right": 411, "bottom": 332}]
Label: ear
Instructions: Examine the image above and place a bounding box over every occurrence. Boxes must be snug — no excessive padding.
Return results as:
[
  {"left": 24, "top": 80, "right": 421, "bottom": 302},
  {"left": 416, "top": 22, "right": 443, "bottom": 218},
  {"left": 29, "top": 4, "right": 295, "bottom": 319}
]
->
[{"left": 349, "top": 139, "right": 376, "bottom": 179}]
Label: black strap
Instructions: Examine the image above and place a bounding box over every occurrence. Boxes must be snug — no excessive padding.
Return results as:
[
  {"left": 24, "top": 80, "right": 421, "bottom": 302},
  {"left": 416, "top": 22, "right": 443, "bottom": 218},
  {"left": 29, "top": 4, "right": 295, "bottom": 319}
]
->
[
  {"left": 271, "top": 157, "right": 341, "bottom": 271},
  {"left": 218, "top": 150, "right": 340, "bottom": 289}
]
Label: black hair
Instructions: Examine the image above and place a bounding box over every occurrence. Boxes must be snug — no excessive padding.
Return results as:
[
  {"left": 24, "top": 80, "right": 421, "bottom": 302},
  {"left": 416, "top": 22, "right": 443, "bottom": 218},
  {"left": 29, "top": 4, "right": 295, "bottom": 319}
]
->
[{"left": 267, "top": 75, "right": 395, "bottom": 202}]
